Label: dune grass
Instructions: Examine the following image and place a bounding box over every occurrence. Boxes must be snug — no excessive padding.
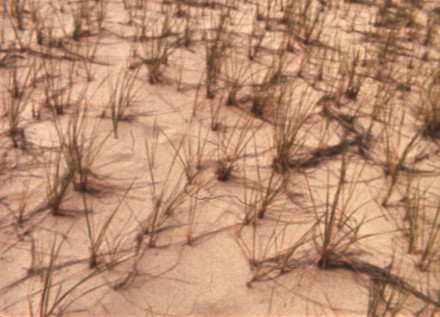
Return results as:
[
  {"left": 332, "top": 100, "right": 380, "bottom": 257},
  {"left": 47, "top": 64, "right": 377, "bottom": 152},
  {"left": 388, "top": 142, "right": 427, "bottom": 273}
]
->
[{"left": 0, "top": 0, "right": 439, "bottom": 315}]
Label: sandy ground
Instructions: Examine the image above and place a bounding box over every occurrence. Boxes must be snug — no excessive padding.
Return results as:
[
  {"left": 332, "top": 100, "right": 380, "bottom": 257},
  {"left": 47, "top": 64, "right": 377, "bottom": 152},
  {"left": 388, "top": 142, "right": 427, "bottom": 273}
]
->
[{"left": 0, "top": 0, "right": 439, "bottom": 316}]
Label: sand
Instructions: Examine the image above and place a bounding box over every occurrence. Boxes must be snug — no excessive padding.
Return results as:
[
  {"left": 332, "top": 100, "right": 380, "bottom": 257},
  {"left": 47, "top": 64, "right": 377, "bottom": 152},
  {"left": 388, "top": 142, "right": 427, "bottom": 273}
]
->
[{"left": 0, "top": 0, "right": 439, "bottom": 316}]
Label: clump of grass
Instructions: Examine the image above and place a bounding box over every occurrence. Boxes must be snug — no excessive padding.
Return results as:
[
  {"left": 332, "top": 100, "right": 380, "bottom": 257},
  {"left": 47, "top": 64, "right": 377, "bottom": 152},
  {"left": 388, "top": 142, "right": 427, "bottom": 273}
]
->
[
  {"left": 10, "top": 170, "right": 33, "bottom": 225},
  {"left": 53, "top": 93, "right": 109, "bottom": 195},
  {"left": 237, "top": 172, "right": 314, "bottom": 283},
  {"left": 36, "top": 229, "right": 129, "bottom": 317},
  {"left": 379, "top": 103, "right": 423, "bottom": 206},
  {"left": 164, "top": 122, "right": 209, "bottom": 185},
  {"left": 272, "top": 85, "right": 312, "bottom": 174},
  {"left": 29, "top": 0, "right": 45, "bottom": 45},
  {"left": 299, "top": 1, "right": 326, "bottom": 45},
  {"left": 317, "top": 152, "right": 348, "bottom": 268},
  {"left": 419, "top": 69, "right": 440, "bottom": 139},
  {"left": 45, "top": 148, "right": 74, "bottom": 215},
  {"left": 367, "top": 262, "right": 409, "bottom": 317},
  {"left": 418, "top": 202, "right": 440, "bottom": 271},
  {"left": 205, "top": 9, "right": 231, "bottom": 99},
  {"left": 423, "top": 12, "right": 436, "bottom": 46},
  {"left": 78, "top": 0, "right": 95, "bottom": 38},
  {"left": 3, "top": 58, "right": 34, "bottom": 149},
  {"left": 282, "top": 0, "right": 326, "bottom": 45},
  {"left": 254, "top": 165, "right": 286, "bottom": 220},
  {"left": 382, "top": 128, "right": 422, "bottom": 207},
  {"left": 309, "top": 151, "right": 368, "bottom": 269},
  {"left": 374, "top": 0, "right": 392, "bottom": 28},
  {"left": 41, "top": 56, "right": 75, "bottom": 116},
  {"left": 81, "top": 181, "right": 134, "bottom": 268},
  {"left": 181, "top": 6, "right": 195, "bottom": 48},
  {"left": 95, "top": 0, "right": 108, "bottom": 31},
  {"left": 136, "top": 9, "right": 173, "bottom": 85},
  {"left": 8, "top": 0, "right": 27, "bottom": 31},
  {"left": 224, "top": 52, "right": 249, "bottom": 107},
  {"left": 241, "top": 153, "right": 259, "bottom": 225},
  {"left": 403, "top": 175, "right": 423, "bottom": 254},
  {"left": 209, "top": 93, "right": 224, "bottom": 131},
  {"left": 250, "top": 49, "right": 288, "bottom": 118},
  {"left": 338, "top": 47, "right": 365, "bottom": 100},
  {"left": 146, "top": 36, "right": 170, "bottom": 85},
  {"left": 143, "top": 122, "right": 196, "bottom": 247},
  {"left": 76, "top": 33, "right": 102, "bottom": 82},
  {"left": 69, "top": 0, "right": 93, "bottom": 42},
  {"left": 104, "top": 64, "right": 140, "bottom": 138},
  {"left": 72, "top": 8, "right": 84, "bottom": 41},
  {"left": 375, "top": 30, "right": 398, "bottom": 77},
  {"left": 215, "top": 117, "right": 257, "bottom": 182},
  {"left": 47, "top": 124, "right": 105, "bottom": 215},
  {"left": 247, "top": 15, "right": 269, "bottom": 61},
  {"left": 381, "top": 106, "right": 401, "bottom": 178},
  {"left": 216, "top": 157, "right": 233, "bottom": 181},
  {"left": 255, "top": 0, "right": 275, "bottom": 25},
  {"left": 186, "top": 186, "right": 199, "bottom": 246}
]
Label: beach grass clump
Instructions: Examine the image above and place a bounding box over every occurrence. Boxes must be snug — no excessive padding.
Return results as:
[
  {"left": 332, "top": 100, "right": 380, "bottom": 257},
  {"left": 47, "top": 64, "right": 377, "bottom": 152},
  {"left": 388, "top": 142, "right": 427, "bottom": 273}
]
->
[{"left": 419, "top": 69, "right": 440, "bottom": 139}]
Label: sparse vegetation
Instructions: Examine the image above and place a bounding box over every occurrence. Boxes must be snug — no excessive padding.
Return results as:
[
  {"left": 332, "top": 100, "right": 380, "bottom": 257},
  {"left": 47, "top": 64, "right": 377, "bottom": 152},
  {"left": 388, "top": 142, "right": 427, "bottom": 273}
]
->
[{"left": 0, "top": 0, "right": 439, "bottom": 316}]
